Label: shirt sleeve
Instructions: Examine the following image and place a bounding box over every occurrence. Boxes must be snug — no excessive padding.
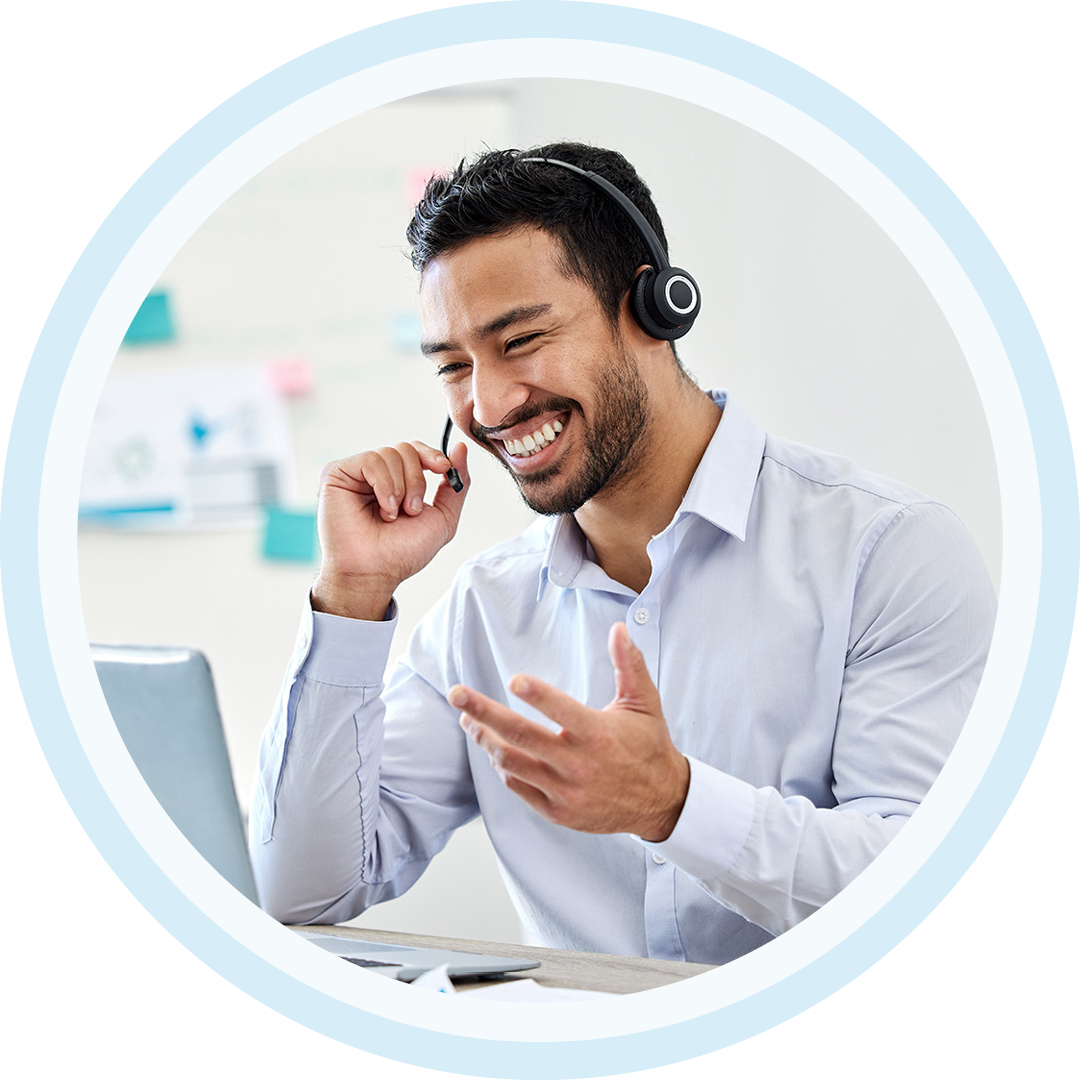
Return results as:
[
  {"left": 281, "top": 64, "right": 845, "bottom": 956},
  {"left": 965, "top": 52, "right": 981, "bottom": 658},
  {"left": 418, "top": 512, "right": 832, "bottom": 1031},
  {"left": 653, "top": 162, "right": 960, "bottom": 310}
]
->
[
  {"left": 640, "top": 500, "right": 997, "bottom": 935},
  {"left": 248, "top": 591, "right": 479, "bottom": 925}
]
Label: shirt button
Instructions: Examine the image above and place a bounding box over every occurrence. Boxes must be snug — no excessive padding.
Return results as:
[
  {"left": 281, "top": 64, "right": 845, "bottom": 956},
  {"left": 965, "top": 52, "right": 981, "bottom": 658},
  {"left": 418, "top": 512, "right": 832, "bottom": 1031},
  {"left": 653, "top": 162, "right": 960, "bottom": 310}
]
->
[
  {"left": 634, "top": 608, "right": 650, "bottom": 625},
  {"left": 651, "top": 853, "right": 666, "bottom": 865}
]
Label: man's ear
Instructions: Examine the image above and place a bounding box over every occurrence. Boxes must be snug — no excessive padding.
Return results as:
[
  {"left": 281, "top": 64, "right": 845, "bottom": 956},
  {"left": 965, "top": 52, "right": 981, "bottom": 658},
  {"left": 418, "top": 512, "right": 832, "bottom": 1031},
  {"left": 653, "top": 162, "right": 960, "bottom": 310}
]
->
[{"left": 618, "top": 266, "right": 676, "bottom": 360}]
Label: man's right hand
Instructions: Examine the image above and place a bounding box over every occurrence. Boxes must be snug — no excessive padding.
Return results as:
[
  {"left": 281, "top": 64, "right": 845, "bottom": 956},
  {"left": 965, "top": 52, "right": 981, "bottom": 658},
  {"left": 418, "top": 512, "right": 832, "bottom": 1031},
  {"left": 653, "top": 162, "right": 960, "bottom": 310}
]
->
[{"left": 311, "top": 439, "right": 469, "bottom": 620}]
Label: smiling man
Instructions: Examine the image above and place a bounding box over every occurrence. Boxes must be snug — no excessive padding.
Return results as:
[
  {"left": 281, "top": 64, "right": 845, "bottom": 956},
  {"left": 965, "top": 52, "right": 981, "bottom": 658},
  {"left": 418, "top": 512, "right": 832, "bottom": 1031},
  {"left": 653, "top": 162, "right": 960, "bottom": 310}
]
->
[{"left": 250, "top": 144, "right": 996, "bottom": 965}]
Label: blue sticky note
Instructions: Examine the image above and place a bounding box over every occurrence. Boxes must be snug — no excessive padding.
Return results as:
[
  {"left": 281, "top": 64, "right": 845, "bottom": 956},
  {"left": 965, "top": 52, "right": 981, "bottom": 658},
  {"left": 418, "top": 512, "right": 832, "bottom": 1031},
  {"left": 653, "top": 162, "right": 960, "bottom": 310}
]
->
[
  {"left": 262, "top": 507, "right": 318, "bottom": 563},
  {"left": 123, "top": 290, "right": 175, "bottom": 345},
  {"left": 391, "top": 310, "right": 422, "bottom": 352}
]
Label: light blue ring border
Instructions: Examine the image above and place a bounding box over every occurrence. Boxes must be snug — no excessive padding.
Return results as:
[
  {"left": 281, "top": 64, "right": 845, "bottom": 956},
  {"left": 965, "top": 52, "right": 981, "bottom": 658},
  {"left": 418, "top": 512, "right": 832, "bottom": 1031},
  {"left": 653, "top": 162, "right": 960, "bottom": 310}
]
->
[{"left": 0, "top": 6, "right": 1045, "bottom": 1071}]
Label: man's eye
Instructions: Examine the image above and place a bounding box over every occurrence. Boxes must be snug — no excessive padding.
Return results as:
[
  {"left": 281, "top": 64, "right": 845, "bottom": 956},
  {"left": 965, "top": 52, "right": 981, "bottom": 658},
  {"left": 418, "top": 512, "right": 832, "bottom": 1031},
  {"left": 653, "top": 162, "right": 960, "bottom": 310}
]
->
[
  {"left": 435, "top": 362, "right": 467, "bottom": 378},
  {"left": 506, "top": 333, "right": 540, "bottom": 351}
]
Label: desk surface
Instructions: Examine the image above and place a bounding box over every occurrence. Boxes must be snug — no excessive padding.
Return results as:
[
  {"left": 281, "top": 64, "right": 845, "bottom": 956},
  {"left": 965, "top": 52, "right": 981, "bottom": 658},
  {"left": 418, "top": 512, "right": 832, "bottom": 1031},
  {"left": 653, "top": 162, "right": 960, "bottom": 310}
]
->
[{"left": 303, "top": 924, "right": 715, "bottom": 994}]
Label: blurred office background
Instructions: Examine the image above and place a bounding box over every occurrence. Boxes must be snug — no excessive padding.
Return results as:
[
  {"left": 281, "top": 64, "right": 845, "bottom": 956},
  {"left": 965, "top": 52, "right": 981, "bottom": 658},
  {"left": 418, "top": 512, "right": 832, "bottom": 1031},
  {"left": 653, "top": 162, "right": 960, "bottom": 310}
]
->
[{"left": 78, "top": 79, "right": 1000, "bottom": 945}]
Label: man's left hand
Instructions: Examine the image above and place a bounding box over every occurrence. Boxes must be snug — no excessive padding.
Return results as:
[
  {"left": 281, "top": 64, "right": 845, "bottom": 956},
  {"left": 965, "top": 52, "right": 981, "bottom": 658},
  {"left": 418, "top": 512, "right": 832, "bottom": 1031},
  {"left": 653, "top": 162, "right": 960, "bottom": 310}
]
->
[{"left": 448, "top": 622, "right": 690, "bottom": 841}]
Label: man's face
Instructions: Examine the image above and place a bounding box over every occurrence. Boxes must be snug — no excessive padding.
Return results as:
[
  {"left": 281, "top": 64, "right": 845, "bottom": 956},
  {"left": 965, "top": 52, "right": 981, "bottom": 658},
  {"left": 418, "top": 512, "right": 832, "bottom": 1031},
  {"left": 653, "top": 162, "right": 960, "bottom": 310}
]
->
[{"left": 419, "top": 228, "right": 650, "bottom": 515}]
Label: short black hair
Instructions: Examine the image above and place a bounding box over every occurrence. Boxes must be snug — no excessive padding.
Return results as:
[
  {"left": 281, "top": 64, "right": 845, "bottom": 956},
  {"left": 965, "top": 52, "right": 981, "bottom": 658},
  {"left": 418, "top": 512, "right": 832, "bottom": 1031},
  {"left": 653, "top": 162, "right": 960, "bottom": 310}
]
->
[{"left": 405, "top": 142, "right": 670, "bottom": 328}]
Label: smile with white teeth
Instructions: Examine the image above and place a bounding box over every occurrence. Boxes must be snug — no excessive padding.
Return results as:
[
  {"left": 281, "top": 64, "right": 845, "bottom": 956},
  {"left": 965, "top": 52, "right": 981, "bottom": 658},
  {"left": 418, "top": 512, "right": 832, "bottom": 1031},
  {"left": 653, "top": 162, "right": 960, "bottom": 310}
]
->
[{"left": 502, "top": 418, "right": 564, "bottom": 458}]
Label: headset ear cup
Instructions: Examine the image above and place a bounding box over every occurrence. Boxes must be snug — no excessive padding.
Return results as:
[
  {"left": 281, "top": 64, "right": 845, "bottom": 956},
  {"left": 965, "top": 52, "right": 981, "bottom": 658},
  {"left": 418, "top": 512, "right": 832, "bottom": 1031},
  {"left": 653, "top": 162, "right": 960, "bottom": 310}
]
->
[
  {"left": 632, "top": 268, "right": 693, "bottom": 341},
  {"left": 632, "top": 268, "right": 678, "bottom": 340}
]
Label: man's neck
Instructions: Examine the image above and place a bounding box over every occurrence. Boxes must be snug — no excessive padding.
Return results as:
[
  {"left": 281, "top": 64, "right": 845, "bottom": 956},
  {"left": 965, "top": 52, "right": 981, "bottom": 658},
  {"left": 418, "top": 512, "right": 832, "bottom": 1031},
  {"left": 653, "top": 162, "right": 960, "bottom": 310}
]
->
[{"left": 574, "top": 385, "right": 721, "bottom": 595}]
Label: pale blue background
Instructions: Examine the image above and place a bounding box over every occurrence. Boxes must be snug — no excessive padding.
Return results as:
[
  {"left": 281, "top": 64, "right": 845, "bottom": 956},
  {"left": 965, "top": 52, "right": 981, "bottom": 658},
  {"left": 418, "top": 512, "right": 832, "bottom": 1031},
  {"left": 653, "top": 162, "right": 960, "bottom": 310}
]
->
[{"left": 4, "top": 10, "right": 1075, "bottom": 1071}]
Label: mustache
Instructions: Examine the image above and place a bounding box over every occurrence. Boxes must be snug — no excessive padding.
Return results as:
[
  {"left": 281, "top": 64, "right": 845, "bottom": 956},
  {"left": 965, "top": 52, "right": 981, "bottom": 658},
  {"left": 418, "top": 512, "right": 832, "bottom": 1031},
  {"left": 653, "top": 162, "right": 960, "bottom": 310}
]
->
[{"left": 470, "top": 397, "right": 581, "bottom": 442}]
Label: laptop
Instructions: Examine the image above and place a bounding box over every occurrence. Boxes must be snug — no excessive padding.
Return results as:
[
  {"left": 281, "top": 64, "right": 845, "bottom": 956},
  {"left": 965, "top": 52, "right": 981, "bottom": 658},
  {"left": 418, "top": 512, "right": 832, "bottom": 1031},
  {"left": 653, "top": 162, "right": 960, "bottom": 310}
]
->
[
  {"left": 295, "top": 931, "right": 540, "bottom": 982},
  {"left": 91, "top": 642, "right": 540, "bottom": 982}
]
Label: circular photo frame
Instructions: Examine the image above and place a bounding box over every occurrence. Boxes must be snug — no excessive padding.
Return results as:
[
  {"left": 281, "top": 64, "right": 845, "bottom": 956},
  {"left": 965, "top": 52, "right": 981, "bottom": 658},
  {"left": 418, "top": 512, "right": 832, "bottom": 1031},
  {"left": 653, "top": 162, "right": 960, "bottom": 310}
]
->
[{"left": 23, "top": 16, "right": 1036, "bottom": 1071}]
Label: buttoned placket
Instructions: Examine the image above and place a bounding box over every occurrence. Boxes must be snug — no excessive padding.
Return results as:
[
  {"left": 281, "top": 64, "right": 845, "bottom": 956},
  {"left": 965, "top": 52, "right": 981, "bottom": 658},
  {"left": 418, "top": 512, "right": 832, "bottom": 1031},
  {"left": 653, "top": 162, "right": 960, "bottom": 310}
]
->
[{"left": 635, "top": 519, "right": 687, "bottom": 961}]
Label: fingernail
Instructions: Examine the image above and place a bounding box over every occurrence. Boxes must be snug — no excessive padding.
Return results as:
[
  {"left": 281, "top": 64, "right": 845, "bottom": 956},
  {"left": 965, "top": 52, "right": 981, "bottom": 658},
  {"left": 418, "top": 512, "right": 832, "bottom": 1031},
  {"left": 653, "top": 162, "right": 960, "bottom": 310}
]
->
[
  {"left": 449, "top": 687, "right": 467, "bottom": 707},
  {"left": 509, "top": 675, "right": 529, "bottom": 695},
  {"left": 409, "top": 496, "right": 422, "bottom": 513}
]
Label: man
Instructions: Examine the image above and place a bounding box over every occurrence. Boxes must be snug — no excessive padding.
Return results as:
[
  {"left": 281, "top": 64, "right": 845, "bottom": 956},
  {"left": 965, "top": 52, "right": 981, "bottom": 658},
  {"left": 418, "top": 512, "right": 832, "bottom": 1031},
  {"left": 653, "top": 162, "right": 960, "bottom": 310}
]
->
[{"left": 250, "top": 143, "right": 996, "bottom": 966}]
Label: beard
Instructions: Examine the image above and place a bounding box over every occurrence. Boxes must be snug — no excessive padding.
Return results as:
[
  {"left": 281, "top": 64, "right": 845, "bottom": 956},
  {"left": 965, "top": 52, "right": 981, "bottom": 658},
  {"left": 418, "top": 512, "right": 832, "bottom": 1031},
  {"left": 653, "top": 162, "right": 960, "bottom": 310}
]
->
[{"left": 471, "top": 342, "right": 651, "bottom": 516}]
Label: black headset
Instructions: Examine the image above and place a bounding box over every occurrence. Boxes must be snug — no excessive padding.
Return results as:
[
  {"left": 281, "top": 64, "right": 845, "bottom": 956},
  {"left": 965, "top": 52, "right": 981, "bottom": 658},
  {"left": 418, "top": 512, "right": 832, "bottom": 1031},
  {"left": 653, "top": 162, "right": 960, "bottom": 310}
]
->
[
  {"left": 439, "top": 156, "right": 700, "bottom": 493},
  {"left": 521, "top": 156, "right": 701, "bottom": 341}
]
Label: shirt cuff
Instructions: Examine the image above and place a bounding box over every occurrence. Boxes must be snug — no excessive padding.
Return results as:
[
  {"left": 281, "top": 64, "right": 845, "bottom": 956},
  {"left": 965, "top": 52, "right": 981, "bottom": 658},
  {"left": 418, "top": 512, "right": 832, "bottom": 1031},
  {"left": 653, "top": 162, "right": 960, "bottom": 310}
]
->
[
  {"left": 301, "top": 599, "right": 399, "bottom": 687},
  {"left": 637, "top": 756, "right": 756, "bottom": 882}
]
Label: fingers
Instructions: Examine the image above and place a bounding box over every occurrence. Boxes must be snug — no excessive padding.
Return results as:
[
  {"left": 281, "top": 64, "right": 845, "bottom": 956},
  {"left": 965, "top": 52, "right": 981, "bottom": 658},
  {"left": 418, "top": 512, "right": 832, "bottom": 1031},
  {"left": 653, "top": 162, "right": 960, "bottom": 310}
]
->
[
  {"left": 607, "top": 622, "right": 660, "bottom": 712},
  {"left": 376, "top": 441, "right": 468, "bottom": 522},
  {"left": 408, "top": 439, "right": 460, "bottom": 484},
  {"left": 450, "top": 684, "right": 562, "bottom": 789},
  {"left": 384, "top": 441, "right": 455, "bottom": 519},
  {"left": 448, "top": 684, "right": 559, "bottom": 753},
  {"left": 432, "top": 440, "right": 469, "bottom": 503},
  {"left": 451, "top": 626, "right": 674, "bottom": 837},
  {"left": 321, "top": 450, "right": 398, "bottom": 520},
  {"left": 452, "top": 627, "right": 659, "bottom": 753},
  {"left": 322, "top": 441, "right": 462, "bottom": 522},
  {"left": 506, "top": 673, "right": 592, "bottom": 738}
]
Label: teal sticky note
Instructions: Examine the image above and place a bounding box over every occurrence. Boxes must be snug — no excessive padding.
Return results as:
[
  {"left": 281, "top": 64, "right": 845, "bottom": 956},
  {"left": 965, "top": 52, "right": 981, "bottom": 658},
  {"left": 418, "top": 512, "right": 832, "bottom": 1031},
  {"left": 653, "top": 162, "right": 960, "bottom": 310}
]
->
[
  {"left": 262, "top": 507, "right": 318, "bottom": 563},
  {"left": 391, "top": 310, "right": 422, "bottom": 352},
  {"left": 123, "top": 290, "right": 175, "bottom": 345}
]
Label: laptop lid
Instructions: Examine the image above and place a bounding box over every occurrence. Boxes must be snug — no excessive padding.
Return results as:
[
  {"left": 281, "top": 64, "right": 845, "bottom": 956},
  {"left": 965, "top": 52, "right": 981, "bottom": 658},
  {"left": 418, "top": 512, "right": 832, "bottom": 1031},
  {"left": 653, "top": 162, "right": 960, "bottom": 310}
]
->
[{"left": 91, "top": 643, "right": 259, "bottom": 905}]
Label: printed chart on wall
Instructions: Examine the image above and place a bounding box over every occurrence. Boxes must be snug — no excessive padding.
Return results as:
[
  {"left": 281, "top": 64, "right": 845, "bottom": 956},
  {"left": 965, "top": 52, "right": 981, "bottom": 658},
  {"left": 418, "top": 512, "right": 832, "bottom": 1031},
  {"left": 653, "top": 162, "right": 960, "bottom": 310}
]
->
[{"left": 79, "top": 364, "right": 296, "bottom": 529}]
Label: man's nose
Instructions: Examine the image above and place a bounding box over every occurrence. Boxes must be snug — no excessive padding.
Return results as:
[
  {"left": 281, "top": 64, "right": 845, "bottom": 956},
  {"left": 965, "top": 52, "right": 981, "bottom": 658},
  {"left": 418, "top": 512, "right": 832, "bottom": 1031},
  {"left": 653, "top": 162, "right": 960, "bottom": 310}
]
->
[{"left": 470, "top": 361, "right": 531, "bottom": 430}]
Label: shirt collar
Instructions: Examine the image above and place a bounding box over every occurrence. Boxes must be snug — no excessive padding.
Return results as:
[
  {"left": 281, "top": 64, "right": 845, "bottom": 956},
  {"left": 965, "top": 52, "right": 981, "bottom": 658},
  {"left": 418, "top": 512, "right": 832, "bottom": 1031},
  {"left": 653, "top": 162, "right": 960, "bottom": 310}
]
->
[
  {"left": 676, "top": 390, "right": 765, "bottom": 542},
  {"left": 537, "top": 390, "right": 766, "bottom": 599},
  {"left": 538, "top": 514, "right": 585, "bottom": 598}
]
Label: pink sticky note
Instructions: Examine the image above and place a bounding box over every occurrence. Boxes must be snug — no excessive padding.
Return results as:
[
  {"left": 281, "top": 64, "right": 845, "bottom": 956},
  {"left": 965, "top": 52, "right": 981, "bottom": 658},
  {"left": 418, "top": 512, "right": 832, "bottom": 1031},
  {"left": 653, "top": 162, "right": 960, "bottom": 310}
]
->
[
  {"left": 406, "top": 165, "right": 446, "bottom": 207},
  {"left": 266, "top": 356, "right": 313, "bottom": 396}
]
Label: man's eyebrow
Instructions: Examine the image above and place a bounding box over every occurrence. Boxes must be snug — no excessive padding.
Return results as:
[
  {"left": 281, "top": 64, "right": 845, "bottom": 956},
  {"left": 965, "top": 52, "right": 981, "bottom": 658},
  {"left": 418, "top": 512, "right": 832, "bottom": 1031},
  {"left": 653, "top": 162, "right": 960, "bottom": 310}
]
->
[{"left": 420, "top": 303, "right": 552, "bottom": 357}]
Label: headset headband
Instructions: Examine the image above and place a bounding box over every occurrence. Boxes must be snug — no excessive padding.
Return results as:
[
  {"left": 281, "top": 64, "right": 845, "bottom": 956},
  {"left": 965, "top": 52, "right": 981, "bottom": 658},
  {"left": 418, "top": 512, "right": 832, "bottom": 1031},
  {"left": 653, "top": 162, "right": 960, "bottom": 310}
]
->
[{"left": 519, "top": 155, "right": 701, "bottom": 341}]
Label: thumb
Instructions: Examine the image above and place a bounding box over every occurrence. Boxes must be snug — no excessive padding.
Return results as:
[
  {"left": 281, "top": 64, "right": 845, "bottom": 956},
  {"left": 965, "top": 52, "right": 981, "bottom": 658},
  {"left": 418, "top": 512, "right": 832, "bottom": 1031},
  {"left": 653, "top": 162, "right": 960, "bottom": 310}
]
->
[{"left": 607, "top": 622, "right": 660, "bottom": 713}]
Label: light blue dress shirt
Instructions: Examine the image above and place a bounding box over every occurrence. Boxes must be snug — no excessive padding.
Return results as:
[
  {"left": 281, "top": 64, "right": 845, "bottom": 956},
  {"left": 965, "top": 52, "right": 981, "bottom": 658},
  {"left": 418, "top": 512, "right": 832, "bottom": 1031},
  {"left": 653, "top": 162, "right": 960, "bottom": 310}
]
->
[{"left": 250, "top": 392, "right": 996, "bottom": 966}]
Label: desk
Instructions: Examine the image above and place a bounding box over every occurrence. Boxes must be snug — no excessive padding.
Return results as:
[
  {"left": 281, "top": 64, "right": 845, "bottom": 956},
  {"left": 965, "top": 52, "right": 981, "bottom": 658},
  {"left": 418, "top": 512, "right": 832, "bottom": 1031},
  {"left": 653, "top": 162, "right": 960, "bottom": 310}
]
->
[{"left": 302, "top": 925, "right": 715, "bottom": 994}]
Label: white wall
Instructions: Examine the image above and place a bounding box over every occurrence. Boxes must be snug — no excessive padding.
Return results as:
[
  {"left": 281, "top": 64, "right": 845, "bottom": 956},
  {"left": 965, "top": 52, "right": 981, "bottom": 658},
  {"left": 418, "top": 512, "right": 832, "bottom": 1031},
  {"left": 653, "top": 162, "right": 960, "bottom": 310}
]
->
[{"left": 78, "top": 79, "right": 1000, "bottom": 945}]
